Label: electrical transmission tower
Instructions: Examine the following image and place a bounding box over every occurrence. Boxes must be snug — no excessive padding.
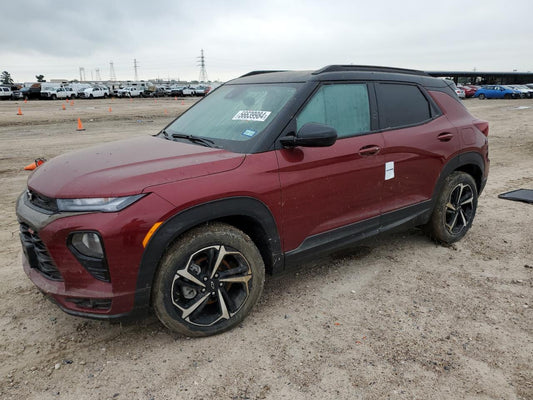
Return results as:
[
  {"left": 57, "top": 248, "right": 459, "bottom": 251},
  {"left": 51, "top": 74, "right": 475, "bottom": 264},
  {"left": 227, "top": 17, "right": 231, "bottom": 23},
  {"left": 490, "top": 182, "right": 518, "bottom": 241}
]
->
[
  {"left": 109, "top": 61, "right": 116, "bottom": 81},
  {"left": 197, "top": 49, "right": 208, "bottom": 82},
  {"left": 133, "top": 58, "right": 139, "bottom": 81},
  {"left": 79, "top": 67, "right": 86, "bottom": 81},
  {"left": 95, "top": 68, "right": 101, "bottom": 81}
]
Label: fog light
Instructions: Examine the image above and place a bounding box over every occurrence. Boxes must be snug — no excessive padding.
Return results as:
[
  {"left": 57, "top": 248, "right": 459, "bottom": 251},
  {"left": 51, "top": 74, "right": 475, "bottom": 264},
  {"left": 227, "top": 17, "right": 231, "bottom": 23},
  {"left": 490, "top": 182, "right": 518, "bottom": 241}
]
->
[{"left": 71, "top": 232, "right": 104, "bottom": 258}]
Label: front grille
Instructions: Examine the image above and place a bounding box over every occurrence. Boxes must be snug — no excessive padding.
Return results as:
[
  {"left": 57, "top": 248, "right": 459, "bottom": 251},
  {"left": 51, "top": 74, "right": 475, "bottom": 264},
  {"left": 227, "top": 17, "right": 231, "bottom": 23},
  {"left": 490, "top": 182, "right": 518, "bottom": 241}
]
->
[
  {"left": 27, "top": 189, "right": 58, "bottom": 213},
  {"left": 19, "top": 223, "right": 63, "bottom": 281}
]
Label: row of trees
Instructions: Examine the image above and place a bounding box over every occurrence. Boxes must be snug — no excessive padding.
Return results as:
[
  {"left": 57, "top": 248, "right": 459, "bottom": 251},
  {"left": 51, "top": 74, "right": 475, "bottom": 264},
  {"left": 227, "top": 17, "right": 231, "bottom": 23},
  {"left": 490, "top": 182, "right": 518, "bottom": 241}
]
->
[{"left": 1, "top": 71, "right": 45, "bottom": 85}]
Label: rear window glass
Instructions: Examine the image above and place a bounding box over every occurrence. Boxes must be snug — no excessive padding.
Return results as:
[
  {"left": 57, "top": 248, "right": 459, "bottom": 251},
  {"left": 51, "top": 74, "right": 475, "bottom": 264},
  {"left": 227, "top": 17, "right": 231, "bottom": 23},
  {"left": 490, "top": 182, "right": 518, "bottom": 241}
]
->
[{"left": 377, "top": 83, "right": 431, "bottom": 129}]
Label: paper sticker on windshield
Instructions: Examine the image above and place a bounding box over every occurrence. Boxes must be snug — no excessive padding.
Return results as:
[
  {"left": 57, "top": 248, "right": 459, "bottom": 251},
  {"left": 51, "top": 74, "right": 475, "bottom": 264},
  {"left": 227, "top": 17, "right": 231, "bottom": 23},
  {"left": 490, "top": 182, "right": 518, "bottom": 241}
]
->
[
  {"left": 232, "top": 110, "right": 271, "bottom": 122},
  {"left": 241, "top": 129, "right": 257, "bottom": 137}
]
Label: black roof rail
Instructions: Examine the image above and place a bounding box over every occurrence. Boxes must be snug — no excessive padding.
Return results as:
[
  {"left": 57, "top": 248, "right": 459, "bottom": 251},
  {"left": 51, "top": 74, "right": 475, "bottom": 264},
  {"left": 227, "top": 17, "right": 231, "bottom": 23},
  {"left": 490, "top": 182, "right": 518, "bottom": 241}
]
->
[
  {"left": 313, "top": 65, "right": 429, "bottom": 77},
  {"left": 239, "top": 70, "right": 288, "bottom": 78}
]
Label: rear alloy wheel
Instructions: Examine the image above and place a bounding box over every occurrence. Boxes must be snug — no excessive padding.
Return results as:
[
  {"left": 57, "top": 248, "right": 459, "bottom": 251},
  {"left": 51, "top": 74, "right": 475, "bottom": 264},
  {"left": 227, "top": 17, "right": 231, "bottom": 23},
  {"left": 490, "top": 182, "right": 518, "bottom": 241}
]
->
[
  {"left": 478, "top": 93, "right": 486, "bottom": 100},
  {"left": 152, "top": 223, "right": 265, "bottom": 336},
  {"left": 425, "top": 172, "right": 478, "bottom": 244}
]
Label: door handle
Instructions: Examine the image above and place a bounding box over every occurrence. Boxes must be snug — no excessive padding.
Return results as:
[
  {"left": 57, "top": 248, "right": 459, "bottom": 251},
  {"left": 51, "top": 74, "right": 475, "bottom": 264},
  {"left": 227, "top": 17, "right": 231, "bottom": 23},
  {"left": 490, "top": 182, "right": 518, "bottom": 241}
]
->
[
  {"left": 437, "top": 132, "right": 454, "bottom": 142},
  {"left": 358, "top": 145, "right": 381, "bottom": 156}
]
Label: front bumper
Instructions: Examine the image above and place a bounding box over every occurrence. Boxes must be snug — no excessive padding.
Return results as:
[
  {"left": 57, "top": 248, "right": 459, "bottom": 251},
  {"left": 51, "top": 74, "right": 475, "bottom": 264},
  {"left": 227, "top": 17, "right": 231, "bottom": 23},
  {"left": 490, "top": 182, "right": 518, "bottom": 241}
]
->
[{"left": 16, "top": 191, "right": 175, "bottom": 319}]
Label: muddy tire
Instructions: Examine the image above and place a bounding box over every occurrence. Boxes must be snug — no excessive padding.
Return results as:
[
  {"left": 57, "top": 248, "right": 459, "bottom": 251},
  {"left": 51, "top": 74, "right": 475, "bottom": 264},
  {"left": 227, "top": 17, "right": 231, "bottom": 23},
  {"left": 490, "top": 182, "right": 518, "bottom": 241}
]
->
[
  {"left": 425, "top": 172, "right": 478, "bottom": 244},
  {"left": 152, "top": 223, "right": 265, "bottom": 337}
]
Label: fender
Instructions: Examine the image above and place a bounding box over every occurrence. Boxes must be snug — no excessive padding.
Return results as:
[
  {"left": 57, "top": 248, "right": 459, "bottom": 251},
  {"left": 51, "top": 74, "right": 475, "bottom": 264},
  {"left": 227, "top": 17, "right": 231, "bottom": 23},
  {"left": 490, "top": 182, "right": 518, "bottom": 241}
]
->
[
  {"left": 431, "top": 151, "right": 486, "bottom": 206},
  {"left": 133, "top": 196, "right": 283, "bottom": 310}
]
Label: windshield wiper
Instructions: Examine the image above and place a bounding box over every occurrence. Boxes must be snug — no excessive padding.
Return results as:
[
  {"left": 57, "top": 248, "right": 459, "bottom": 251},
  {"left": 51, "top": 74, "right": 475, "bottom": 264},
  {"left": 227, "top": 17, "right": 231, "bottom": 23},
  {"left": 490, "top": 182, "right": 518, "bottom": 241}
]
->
[{"left": 171, "top": 133, "right": 215, "bottom": 148}]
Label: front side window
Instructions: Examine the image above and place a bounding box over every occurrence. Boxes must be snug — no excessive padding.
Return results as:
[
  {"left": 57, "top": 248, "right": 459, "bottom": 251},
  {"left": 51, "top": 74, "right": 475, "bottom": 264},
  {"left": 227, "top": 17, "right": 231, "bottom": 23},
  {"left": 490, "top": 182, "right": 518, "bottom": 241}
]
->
[
  {"left": 376, "top": 83, "right": 431, "bottom": 129},
  {"left": 296, "top": 84, "right": 370, "bottom": 138},
  {"left": 166, "top": 84, "right": 299, "bottom": 142}
]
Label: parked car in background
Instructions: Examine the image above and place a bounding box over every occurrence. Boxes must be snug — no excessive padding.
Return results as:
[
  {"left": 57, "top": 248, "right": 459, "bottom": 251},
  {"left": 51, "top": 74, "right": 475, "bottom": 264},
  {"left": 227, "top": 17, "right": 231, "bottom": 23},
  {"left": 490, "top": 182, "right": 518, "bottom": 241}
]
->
[
  {"left": 40, "top": 86, "right": 70, "bottom": 100},
  {"left": 117, "top": 86, "right": 142, "bottom": 98},
  {"left": 16, "top": 65, "right": 489, "bottom": 336},
  {"left": 474, "top": 85, "right": 520, "bottom": 99},
  {"left": 507, "top": 85, "right": 533, "bottom": 98},
  {"left": 19, "top": 84, "right": 41, "bottom": 99},
  {"left": 457, "top": 84, "right": 477, "bottom": 98},
  {"left": 192, "top": 85, "right": 210, "bottom": 96},
  {"left": 143, "top": 87, "right": 166, "bottom": 97},
  {"left": 170, "top": 86, "right": 195, "bottom": 96},
  {"left": 64, "top": 87, "right": 78, "bottom": 98},
  {"left": 443, "top": 80, "right": 464, "bottom": 99},
  {"left": 79, "top": 86, "right": 110, "bottom": 99},
  {"left": 0, "top": 86, "right": 12, "bottom": 100}
]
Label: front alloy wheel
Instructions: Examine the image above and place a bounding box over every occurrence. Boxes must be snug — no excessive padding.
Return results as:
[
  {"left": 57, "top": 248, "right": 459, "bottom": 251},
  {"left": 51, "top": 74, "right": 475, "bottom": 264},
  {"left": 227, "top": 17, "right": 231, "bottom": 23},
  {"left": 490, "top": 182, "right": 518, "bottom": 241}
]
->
[{"left": 153, "top": 223, "right": 265, "bottom": 336}]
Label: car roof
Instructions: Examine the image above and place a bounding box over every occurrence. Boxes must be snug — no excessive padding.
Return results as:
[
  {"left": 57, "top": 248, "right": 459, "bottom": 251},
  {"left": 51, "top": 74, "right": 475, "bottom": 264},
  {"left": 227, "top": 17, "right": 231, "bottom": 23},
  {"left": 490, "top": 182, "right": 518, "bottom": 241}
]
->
[{"left": 228, "top": 65, "right": 449, "bottom": 89}]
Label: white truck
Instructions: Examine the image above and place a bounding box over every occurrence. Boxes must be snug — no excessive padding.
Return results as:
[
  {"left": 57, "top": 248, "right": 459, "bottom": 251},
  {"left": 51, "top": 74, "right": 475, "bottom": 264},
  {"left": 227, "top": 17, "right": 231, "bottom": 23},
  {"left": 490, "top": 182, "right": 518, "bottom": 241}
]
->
[
  {"left": 117, "top": 86, "right": 143, "bottom": 98},
  {"left": 40, "top": 86, "right": 71, "bottom": 100},
  {"left": 79, "top": 86, "right": 110, "bottom": 99}
]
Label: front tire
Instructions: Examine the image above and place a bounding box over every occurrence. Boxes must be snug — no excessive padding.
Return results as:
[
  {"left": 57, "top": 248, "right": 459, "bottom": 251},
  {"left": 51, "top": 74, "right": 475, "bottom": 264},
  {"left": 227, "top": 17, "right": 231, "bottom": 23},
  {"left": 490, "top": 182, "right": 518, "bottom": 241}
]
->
[
  {"left": 425, "top": 172, "right": 478, "bottom": 244},
  {"left": 478, "top": 93, "right": 486, "bottom": 100},
  {"left": 152, "top": 223, "right": 265, "bottom": 337}
]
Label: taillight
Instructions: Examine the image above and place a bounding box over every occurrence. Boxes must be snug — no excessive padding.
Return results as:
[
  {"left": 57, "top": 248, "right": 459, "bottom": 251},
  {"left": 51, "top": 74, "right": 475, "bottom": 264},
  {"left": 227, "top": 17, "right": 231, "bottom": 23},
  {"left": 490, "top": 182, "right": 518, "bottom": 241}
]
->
[{"left": 473, "top": 120, "right": 489, "bottom": 137}]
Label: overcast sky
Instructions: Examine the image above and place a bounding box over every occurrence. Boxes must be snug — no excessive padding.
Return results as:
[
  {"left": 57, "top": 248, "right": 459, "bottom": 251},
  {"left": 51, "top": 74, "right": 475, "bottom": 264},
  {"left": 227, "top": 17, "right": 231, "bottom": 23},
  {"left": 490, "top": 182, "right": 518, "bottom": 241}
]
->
[{"left": 2, "top": 0, "right": 532, "bottom": 83}]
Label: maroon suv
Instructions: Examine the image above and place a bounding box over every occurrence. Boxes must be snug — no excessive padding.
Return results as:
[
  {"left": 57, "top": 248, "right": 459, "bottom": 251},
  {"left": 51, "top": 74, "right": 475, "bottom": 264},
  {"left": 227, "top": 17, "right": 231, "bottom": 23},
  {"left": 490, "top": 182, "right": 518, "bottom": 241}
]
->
[{"left": 16, "top": 65, "right": 489, "bottom": 336}]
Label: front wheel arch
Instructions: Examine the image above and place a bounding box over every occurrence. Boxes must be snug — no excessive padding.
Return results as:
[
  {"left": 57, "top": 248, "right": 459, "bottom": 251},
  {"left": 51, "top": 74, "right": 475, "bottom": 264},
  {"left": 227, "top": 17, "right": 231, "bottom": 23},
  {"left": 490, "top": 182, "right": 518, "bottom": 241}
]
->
[{"left": 134, "top": 197, "right": 283, "bottom": 310}]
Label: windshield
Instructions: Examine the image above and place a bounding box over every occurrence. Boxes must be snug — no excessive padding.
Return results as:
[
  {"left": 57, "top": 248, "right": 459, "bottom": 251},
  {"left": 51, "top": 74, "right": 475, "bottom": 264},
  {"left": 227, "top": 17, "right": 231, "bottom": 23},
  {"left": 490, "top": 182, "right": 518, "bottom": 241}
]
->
[{"left": 165, "top": 83, "right": 299, "bottom": 143}]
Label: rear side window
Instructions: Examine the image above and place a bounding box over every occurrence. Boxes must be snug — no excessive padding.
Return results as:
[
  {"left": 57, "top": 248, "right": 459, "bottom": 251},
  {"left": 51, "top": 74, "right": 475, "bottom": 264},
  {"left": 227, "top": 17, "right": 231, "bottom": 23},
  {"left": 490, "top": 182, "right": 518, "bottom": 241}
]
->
[
  {"left": 377, "top": 83, "right": 431, "bottom": 129},
  {"left": 296, "top": 84, "right": 370, "bottom": 138}
]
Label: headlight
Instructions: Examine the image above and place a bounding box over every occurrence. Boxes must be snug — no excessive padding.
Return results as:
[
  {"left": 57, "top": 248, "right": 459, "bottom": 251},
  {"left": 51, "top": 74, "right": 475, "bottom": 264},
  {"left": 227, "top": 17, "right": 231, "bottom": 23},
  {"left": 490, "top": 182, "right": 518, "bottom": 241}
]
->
[{"left": 57, "top": 194, "right": 145, "bottom": 212}]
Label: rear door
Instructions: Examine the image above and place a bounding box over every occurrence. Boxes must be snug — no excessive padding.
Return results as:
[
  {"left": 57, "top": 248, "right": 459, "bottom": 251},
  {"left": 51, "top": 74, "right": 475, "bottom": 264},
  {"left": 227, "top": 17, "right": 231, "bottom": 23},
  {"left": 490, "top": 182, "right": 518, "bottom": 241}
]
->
[
  {"left": 376, "top": 82, "right": 460, "bottom": 215},
  {"left": 276, "top": 82, "right": 385, "bottom": 252}
]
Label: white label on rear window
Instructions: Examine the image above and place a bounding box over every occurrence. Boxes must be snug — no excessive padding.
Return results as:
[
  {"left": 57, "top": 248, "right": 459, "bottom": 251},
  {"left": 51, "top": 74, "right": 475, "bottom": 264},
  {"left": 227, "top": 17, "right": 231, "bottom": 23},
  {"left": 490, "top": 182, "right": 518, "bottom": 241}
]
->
[{"left": 232, "top": 110, "right": 271, "bottom": 122}]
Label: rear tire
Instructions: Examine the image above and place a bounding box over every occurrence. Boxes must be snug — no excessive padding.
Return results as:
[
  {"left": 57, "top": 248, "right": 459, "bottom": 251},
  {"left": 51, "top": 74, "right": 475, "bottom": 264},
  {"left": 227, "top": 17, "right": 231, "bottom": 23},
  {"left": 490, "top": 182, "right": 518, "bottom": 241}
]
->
[
  {"left": 425, "top": 172, "right": 478, "bottom": 244},
  {"left": 478, "top": 93, "right": 486, "bottom": 100},
  {"left": 152, "top": 223, "right": 265, "bottom": 337}
]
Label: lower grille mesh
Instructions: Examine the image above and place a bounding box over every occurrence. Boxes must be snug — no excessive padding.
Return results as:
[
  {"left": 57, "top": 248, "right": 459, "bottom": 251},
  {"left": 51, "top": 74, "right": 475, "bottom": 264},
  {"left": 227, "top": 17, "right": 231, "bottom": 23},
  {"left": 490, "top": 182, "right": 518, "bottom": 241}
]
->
[{"left": 19, "top": 223, "right": 63, "bottom": 281}]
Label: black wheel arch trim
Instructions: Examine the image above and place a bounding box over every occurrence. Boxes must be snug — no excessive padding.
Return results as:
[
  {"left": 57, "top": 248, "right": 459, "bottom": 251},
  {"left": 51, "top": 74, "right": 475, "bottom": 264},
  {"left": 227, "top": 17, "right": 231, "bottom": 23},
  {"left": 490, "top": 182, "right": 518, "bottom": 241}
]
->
[
  {"left": 431, "top": 152, "right": 486, "bottom": 203},
  {"left": 133, "top": 196, "right": 282, "bottom": 310}
]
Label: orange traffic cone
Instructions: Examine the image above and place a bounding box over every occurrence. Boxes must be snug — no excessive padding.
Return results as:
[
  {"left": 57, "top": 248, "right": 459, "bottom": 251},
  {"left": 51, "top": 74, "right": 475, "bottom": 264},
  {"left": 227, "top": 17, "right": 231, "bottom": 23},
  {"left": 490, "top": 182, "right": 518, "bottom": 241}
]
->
[
  {"left": 108, "top": 107, "right": 112, "bottom": 112},
  {"left": 24, "top": 158, "right": 46, "bottom": 171},
  {"left": 24, "top": 98, "right": 27, "bottom": 104},
  {"left": 62, "top": 104, "right": 66, "bottom": 110},
  {"left": 164, "top": 109, "right": 168, "bottom": 114},
  {"left": 76, "top": 118, "right": 85, "bottom": 131},
  {"left": 70, "top": 100, "right": 74, "bottom": 106},
  {"left": 17, "top": 107, "right": 23, "bottom": 115},
  {"left": 174, "top": 96, "right": 177, "bottom": 101}
]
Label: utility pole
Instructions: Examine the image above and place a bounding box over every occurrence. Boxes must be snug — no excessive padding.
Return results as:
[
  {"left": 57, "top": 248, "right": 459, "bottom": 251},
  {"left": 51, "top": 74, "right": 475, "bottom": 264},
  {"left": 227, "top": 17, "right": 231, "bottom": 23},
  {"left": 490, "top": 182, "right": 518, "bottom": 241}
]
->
[
  {"left": 109, "top": 61, "right": 116, "bottom": 81},
  {"left": 133, "top": 58, "right": 139, "bottom": 81},
  {"left": 197, "top": 49, "right": 208, "bottom": 82}
]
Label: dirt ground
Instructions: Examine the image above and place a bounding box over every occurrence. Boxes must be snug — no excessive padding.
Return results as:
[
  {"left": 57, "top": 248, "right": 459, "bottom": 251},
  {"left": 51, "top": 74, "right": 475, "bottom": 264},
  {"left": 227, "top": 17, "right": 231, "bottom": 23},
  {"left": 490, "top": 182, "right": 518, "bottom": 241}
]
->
[{"left": 0, "top": 96, "right": 531, "bottom": 400}]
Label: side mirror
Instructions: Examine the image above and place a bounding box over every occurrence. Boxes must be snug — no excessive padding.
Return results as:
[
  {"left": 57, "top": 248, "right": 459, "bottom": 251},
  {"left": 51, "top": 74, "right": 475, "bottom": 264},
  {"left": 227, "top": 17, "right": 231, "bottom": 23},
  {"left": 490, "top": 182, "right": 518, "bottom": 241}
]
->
[{"left": 280, "top": 122, "right": 337, "bottom": 148}]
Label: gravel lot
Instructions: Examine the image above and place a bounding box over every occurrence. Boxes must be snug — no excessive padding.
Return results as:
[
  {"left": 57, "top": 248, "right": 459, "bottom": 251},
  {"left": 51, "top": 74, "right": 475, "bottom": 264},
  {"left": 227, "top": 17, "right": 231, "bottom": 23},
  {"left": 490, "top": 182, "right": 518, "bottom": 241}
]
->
[{"left": 0, "top": 97, "right": 531, "bottom": 399}]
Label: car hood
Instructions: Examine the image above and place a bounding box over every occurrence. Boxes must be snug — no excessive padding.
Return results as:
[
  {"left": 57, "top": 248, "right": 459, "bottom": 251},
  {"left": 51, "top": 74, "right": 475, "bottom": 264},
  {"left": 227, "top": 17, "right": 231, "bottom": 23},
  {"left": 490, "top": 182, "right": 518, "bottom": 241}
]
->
[{"left": 28, "top": 136, "right": 245, "bottom": 198}]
